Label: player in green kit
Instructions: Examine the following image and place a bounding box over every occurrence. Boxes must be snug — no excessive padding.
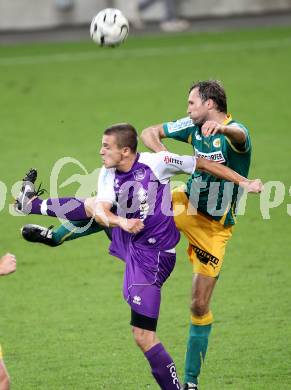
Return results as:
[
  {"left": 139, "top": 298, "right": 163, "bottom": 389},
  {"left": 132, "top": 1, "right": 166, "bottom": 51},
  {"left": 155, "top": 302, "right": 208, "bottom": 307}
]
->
[
  {"left": 140, "top": 80, "right": 252, "bottom": 389},
  {"left": 21, "top": 80, "right": 253, "bottom": 389}
]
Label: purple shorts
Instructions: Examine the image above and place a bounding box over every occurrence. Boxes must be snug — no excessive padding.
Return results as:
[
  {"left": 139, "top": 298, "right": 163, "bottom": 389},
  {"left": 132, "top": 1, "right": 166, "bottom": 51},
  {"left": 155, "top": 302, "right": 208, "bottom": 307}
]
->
[{"left": 110, "top": 228, "right": 176, "bottom": 319}]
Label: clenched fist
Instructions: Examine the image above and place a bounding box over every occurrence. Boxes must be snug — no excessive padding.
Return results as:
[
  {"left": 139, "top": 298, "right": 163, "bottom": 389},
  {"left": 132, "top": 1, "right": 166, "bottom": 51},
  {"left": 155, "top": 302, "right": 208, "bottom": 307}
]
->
[
  {"left": 0, "top": 253, "right": 17, "bottom": 276},
  {"left": 119, "top": 218, "right": 144, "bottom": 234}
]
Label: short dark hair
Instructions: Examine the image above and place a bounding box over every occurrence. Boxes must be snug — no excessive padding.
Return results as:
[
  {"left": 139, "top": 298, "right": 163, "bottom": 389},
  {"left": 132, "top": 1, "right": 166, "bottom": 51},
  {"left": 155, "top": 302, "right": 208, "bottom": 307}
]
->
[
  {"left": 189, "top": 80, "right": 227, "bottom": 113},
  {"left": 104, "top": 123, "right": 138, "bottom": 152}
]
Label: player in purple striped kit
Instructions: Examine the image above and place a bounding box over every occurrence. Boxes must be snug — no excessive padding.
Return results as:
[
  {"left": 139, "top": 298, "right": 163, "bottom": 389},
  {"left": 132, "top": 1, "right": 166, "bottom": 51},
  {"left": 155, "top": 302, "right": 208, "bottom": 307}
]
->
[
  {"left": 14, "top": 123, "right": 263, "bottom": 389},
  {"left": 86, "top": 124, "right": 195, "bottom": 389}
]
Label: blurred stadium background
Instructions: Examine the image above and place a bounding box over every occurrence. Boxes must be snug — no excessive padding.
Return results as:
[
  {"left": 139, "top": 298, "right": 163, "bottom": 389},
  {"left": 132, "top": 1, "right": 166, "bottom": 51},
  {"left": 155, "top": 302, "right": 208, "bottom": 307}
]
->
[
  {"left": 1, "top": 0, "right": 291, "bottom": 38},
  {"left": 0, "top": 1, "right": 291, "bottom": 389}
]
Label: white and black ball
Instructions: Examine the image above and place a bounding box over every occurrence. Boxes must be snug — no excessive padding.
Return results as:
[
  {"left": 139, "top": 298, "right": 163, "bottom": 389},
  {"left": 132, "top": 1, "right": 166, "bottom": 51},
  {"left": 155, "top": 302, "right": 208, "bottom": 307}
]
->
[{"left": 90, "top": 8, "right": 129, "bottom": 47}]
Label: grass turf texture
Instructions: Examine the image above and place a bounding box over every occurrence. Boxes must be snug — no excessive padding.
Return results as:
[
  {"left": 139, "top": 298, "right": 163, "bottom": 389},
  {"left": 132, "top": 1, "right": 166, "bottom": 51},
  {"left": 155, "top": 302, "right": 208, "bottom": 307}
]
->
[{"left": 0, "top": 26, "right": 291, "bottom": 389}]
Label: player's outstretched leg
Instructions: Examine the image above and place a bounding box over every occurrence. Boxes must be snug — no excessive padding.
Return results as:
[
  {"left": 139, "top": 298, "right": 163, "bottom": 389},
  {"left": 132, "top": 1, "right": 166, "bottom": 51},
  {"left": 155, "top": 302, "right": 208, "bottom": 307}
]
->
[
  {"left": 14, "top": 169, "right": 88, "bottom": 220},
  {"left": 14, "top": 168, "right": 39, "bottom": 214},
  {"left": 21, "top": 220, "right": 112, "bottom": 247},
  {"left": 21, "top": 224, "right": 57, "bottom": 247}
]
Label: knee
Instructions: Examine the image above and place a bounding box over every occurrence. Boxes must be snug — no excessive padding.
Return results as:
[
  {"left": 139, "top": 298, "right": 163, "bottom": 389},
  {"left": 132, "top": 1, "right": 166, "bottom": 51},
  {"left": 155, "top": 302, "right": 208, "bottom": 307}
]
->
[
  {"left": 190, "top": 296, "right": 208, "bottom": 317},
  {"left": 132, "top": 327, "right": 147, "bottom": 349},
  {"left": 132, "top": 327, "right": 156, "bottom": 352}
]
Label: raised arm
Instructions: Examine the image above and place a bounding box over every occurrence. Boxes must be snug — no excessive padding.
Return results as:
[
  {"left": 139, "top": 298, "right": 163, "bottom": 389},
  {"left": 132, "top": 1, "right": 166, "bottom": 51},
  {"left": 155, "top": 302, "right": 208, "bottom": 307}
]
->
[
  {"left": 201, "top": 121, "right": 247, "bottom": 147},
  {"left": 196, "top": 158, "right": 263, "bottom": 193},
  {"left": 140, "top": 124, "right": 168, "bottom": 152}
]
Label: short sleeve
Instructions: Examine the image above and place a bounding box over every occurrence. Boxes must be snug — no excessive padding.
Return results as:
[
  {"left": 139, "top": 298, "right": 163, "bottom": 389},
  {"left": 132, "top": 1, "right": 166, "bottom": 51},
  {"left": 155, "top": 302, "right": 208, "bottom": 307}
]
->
[
  {"left": 139, "top": 152, "right": 196, "bottom": 183},
  {"left": 96, "top": 166, "right": 116, "bottom": 204},
  {"left": 226, "top": 122, "right": 251, "bottom": 154},
  {"left": 163, "top": 117, "right": 197, "bottom": 144}
]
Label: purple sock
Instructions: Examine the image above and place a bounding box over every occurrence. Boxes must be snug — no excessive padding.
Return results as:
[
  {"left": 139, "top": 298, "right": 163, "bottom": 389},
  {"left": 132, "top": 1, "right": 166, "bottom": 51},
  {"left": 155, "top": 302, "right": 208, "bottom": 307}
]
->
[
  {"left": 144, "top": 343, "right": 181, "bottom": 390},
  {"left": 30, "top": 197, "right": 88, "bottom": 220}
]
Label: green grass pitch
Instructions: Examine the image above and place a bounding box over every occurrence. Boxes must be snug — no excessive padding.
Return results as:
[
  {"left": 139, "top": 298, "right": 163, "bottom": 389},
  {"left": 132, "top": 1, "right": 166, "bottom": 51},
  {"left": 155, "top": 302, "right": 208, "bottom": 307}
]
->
[{"left": 0, "top": 26, "right": 291, "bottom": 389}]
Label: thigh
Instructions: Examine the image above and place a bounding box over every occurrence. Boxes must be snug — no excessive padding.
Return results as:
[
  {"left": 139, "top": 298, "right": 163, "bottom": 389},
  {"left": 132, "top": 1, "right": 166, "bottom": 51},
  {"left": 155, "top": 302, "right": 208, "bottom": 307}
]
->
[
  {"left": 173, "top": 192, "right": 232, "bottom": 277},
  {"left": 126, "top": 281, "right": 161, "bottom": 319},
  {"left": 187, "top": 215, "right": 232, "bottom": 277},
  {"left": 192, "top": 273, "right": 217, "bottom": 306},
  {"left": 124, "top": 249, "right": 176, "bottom": 319},
  {"left": 109, "top": 227, "right": 130, "bottom": 262},
  {"left": 190, "top": 273, "right": 217, "bottom": 318}
]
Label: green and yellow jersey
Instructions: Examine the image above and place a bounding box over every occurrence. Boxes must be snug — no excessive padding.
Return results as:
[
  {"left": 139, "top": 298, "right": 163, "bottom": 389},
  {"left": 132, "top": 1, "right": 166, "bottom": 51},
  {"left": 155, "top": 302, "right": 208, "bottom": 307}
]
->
[{"left": 163, "top": 115, "right": 252, "bottom": 226}]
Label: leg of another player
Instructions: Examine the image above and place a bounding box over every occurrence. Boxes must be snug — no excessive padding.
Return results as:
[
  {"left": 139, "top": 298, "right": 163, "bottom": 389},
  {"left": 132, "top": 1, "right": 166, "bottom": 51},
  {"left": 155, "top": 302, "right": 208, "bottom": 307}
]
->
[
  {"left": 27, "top": 197, "right": 89, "bottom": 220},
  {"left": 184, "top": 273, "right": 216, "bottom": 386},
  {"left": 0, "top": 359, "right": 9, "bottom": 390},
  {"left": 132, "top": 326, "right": 181, "bottom": 389},
  {"left": 51, "top": 219, "right": 111, "bottom": 244},
  {"left": 14, "top": 169, "right": 89, "bottom": 220}
]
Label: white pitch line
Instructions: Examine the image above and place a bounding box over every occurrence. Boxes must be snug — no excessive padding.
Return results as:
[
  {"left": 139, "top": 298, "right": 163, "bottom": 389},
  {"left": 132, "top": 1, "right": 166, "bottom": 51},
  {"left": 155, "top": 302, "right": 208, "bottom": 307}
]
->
[{"left": 0, "top": 36, "right": 290, "bottom": 66}]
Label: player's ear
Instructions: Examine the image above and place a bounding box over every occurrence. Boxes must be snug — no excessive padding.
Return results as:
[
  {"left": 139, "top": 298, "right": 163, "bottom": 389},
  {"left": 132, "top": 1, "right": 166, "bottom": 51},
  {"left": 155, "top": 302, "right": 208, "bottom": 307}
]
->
[
  {"left": 207, "top": 98, "right": 215, "bottom": 110},
  {"left": 122, "top": 146, "right": 131, "bottom": 156}
]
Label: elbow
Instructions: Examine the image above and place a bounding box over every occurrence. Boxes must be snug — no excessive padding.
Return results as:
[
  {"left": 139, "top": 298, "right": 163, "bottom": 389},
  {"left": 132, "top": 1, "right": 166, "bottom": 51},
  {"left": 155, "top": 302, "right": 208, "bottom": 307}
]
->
[{"left": 140, "top": 127, "right": 152, "bottom": 143}]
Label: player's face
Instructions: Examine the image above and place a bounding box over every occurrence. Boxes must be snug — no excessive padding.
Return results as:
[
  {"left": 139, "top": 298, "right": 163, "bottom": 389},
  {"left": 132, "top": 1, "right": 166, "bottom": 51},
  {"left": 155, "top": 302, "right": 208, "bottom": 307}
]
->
[
  {"left": 187, "top": 88, "right": 209, "bottom": 125},
  {"left": 100, "top": 135, "right": 123, "bottom": 168}
]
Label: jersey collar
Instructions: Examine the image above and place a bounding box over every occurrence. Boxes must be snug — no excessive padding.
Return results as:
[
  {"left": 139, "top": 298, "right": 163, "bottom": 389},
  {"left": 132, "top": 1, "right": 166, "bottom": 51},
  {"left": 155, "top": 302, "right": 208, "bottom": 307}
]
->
[{"left": 223, "top": 113, "right": 233, "bottom": 125}]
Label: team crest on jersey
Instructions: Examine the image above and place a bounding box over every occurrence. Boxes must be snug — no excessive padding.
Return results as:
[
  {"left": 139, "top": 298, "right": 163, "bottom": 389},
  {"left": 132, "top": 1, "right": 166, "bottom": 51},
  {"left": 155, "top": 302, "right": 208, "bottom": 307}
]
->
[
  {"left": 133, "top": 168, "right": 146, "bottom": 181},
  {"left": 213, "top": 138, "right": 221, "bottom": 148}
]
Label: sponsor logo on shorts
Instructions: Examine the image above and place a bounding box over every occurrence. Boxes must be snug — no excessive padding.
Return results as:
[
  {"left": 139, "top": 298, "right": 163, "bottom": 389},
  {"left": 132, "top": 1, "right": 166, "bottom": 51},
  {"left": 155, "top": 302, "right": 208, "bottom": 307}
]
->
[
  {"left": 133, "top": 295, "right": 142, "bottom": 305},
  {"left": 194, "top": 148, "right": 225, "bottom": 163},
  {"left": 166, "top": 362, "right": 180, "bottom": 389},
  {"left": 192, "top": 245, "right": 220, "bottom": 269},
  {"left": 164, "top": 156, "right": 183, "bottom": 165}
]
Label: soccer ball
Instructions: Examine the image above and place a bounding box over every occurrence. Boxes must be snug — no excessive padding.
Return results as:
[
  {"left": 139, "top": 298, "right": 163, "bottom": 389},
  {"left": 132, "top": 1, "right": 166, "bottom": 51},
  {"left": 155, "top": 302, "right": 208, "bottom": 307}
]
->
[{"left": 90, "top": 8, "right": 129, "bottom": 47}]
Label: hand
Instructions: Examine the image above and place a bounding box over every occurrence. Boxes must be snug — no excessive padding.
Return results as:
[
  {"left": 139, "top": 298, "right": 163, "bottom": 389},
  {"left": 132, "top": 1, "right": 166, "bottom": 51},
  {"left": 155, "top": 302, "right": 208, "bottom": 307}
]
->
[
  {"left": 119, "top": 218, "right": 144, "bottom": 234},
  {"left": 241, "top": 179, "right": 263, "bottom": 193},
  {"left": 201, "top": 121, "right": 225, "bottom": 137},
  {"left": 0, "top": 253, "right": 17, "bottom": 276}
]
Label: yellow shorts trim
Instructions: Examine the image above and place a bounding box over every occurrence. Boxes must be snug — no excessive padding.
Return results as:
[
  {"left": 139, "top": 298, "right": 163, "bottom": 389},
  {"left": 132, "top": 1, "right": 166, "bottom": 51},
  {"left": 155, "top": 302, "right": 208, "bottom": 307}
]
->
[
  {"left": 172, "top": 189, "right": 233, "bottom": 278},
  {"left": 191, "top": 311, "right": 213, "bottom": 326}
]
